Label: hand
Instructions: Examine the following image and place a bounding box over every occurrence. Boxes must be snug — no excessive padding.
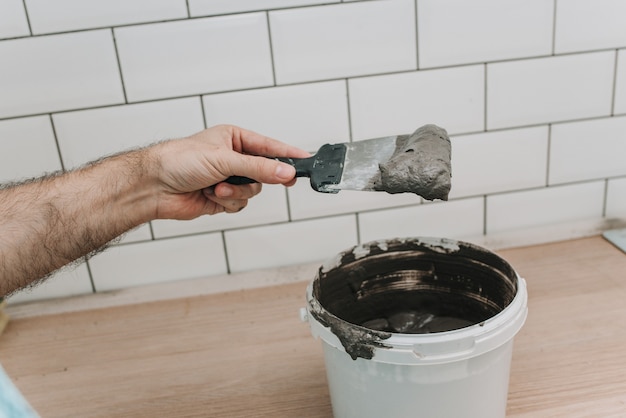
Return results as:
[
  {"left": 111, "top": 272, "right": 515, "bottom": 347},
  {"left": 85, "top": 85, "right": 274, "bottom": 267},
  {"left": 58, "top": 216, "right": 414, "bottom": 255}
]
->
[{"left": 150, "top": 125, "right": 310, "bottom": 219}]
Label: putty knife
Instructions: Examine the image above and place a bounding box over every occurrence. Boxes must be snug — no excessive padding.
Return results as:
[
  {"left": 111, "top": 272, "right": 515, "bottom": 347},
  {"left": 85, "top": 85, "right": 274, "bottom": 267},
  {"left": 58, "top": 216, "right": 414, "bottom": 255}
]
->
[{"left": 227, "top": 125, "right": 452, "bottom": 201}]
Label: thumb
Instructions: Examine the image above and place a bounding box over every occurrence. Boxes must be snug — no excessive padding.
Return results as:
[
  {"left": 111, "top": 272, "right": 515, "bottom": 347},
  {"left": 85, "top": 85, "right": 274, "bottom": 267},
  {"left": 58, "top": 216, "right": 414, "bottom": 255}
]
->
[{"left": 226, "top": 153, "right": 296, "bottom": 184}]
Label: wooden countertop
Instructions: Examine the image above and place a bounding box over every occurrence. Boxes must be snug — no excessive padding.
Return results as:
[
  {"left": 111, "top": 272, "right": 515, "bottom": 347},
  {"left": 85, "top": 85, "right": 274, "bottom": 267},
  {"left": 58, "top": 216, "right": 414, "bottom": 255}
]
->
[{"left": 1, "top": 236, "right": 626, "bottom": 417}]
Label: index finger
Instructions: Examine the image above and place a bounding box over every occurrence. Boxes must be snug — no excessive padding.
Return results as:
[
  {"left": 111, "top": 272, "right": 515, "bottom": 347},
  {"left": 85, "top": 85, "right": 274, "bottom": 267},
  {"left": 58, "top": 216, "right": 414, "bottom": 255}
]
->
[{"left": 230, "top": 126, "right": 311, "bottom": 159}]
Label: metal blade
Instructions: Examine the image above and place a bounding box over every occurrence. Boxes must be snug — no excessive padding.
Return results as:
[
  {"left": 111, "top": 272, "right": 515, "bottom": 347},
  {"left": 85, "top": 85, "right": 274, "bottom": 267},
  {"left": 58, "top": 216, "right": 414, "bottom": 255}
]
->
[{"left": 319, "top": 135, "right": 398, "bottom": 193}]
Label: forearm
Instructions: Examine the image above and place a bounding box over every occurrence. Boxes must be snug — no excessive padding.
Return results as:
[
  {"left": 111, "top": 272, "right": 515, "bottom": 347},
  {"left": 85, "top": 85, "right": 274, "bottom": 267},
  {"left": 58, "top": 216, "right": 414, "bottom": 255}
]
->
[{"left": 0, "top": 149, "right": 157, "bottom": 296}]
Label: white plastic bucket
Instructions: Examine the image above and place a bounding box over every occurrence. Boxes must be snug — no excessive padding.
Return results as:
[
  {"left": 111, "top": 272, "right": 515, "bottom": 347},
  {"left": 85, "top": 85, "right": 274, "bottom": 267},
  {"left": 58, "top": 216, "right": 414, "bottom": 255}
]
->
[{"left": 301, "top": 237, "right": 528, "bottom": 418}]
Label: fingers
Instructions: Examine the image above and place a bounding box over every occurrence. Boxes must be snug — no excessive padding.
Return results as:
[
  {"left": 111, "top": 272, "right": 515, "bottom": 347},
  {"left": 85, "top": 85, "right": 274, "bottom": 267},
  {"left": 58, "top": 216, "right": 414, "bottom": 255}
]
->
[
  {"left": 202, "top": 182, "right": 262, "bottom": 214},
  {"left": 219, "top": 152, "right": 299, "bottom": 185},
  {"left": 228, "top": 125, "right": 311, "bottom": 159}
]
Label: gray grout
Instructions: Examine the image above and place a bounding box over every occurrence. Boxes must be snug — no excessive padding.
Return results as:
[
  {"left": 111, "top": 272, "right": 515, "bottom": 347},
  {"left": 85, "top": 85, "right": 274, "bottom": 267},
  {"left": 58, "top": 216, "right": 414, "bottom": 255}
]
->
[
  {"left": 414, "top": 0, "right": 419, "bottom": 70},
  {"left": 48, "top": 114, "right": 66, "bottom": 172},
  {"left": 110, "top": 28, "right": 128, "bottom": 104},
  {"left": 345, "top": 79, "right": 353, "bottom": 141},
  {"left": 603, "top": 179, "right": 609, "bottom": 218},
  {"left": 611, "top": 49, "right": 619, "bottom": 116},
  {"left": 483, "top": 196, "right": 488, "bottom": 236},
  {"left": 20, "top": 0, "right": 33, "bottom": 36},
  {"left": 265, "top": 11, "right": 278, "bottom": 86},
  {"left": 483, "top": 63, "right": 488, "bottom": 131},
  {"left": 221, "top": 231, "right": 231, "bottom": 275},
  {"left": 84, "top": 257, "right": 97, "bottom": 293},
  {"left": 545, "top": 124, "right": 552, "bottom": 186},
  {"left": 552, "top": 0, "right": 558, "bottom": 55}
]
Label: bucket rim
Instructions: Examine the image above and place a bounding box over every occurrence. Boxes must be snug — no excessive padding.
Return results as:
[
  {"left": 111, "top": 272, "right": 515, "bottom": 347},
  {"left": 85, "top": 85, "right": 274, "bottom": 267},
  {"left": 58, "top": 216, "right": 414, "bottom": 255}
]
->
[{"left": 304, "top": 237, "right": 528, "bottom": 364}]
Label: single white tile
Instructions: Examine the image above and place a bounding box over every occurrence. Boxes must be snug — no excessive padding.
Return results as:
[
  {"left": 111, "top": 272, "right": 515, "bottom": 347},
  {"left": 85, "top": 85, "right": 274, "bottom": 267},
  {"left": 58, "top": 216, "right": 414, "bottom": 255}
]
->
[
  {"left": 53, "top": 98, "right": 204, "bottom": 168},
  {"left": 549, "top": 116, "right": 626, "bottom": 185},
  {"left": 203, "top": 81, "right": 350, "bottom": 152},
  {"left": 450, "top": 126, "right": 549, "bottom": 199},
  {"left": 7, "top": 263, "right": 93, "bottom": 304},
  {"left": 0, "top": 116, "right": 62, "bottom": 183},
  {"left": 486, "top": 182, "right": 605, "bottom": 234},
  {"left": 89, "top": 233, "right": 227, "bottom": 291},
  {"left": 152, "top": 184, "right": 289, "bottom": 238},
  {"left": 606, "top": 177, "right": 626, "bottom": 219},
  {"left": 25, "top": 0, "right": 188, "bottom": 35},
  {"left": 614, "top": 49, "right": 626, "bottom": 115},
  {"left": 270, "top": 0, "right": 417, "bottom": 84},
  {"left": 487, "top": 52, "right": 614, "bottom": 130},
  {"left": 225, "top": 215, "right": 357, "bottom": 272},
  {"left": 287, "top": 179, "right": 420, "bottom": 220},
  {"left": 0, "top": 0, "right": 30, "bottom": 39},
  {"left": 359, "top": 198, "right": 484, "bottom": 243},
  {"left": 555, "top": 0, "right": 626, "bottom": 53},
  {"left": 418, "top": 0, "right": 553, "bottom": 68},
  {"left": 0, "top": 30, "right": 124, "bottom": 119},
  {"left": 349, "top": 65, "right": 484, "bottom": 140},
  {"left": 189, "top": 0, "right": 335, "bottom": 17},
  {"left": 115, "top": 14, "right": 273, "bottom": 102}
]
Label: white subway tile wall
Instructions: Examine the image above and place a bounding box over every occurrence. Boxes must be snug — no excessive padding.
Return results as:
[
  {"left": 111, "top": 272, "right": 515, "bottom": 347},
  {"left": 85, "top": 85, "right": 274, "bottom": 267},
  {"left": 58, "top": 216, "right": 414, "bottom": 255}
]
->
[
  {"left": 348, "top": 65, "right": 484, "bottom": 139},
  {"left": 487, "top": 52, "right": 615, "bottom": 129},
  {"left": 224, "top": 215, "right": 358, "bottom": 273},
  {"left": 114, "top": 14, "right": 274, "bottom": 101},
  {"left": 53, "top": 97, "right": 205, "bottom": 168},
  {"left": 0, "top": 0, "right": 30, "bottom": 39},
  {"left": 24, "top": 0, "right": 188, "bottom": 35},
  {"left": 549, "top": 117, "right": 626, "bottom": 185},
  {"left": 0, "top": 30, "right": 124, "bottom": 119},
  {"left": 359, "top": 198, "right": 484, "bottom": 244},
  {"left": 449, "top": 127, "right": 549, "bottom": 199},
  {"left": 614, "top": 50, "right": 626, "bottom": 114},
  {"left": 0, "top": 116, "right": 61, "bottom": 182},
  {"left": 417, "top": 0, "right": 553, "bottom": 68},
  {"left": 89, "top": 233, "right": 227, "bottom": 291},
  {"left": 269, "top": 0, "right": 417, "bottom": 84},
  {"left": 1, "top": 0, "right": 625, "bottom": 303},
  {"left": 202, "top": 81, "right": 350, "bottom": 151},
  {"left": 554, "top": 0, "right": 626, "bottom": 54}
]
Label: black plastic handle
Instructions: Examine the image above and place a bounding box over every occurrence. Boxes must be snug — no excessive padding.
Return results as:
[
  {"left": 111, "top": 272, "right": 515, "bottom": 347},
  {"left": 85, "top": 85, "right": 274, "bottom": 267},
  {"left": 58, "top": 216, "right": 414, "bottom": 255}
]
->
[{"left": 225, "top": 143, "right": 346, "bottom": 193}]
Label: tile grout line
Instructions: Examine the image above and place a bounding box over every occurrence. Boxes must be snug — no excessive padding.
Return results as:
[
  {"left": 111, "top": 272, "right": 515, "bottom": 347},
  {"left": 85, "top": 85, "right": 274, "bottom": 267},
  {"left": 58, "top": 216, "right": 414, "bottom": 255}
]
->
[
  {"left": 285, "top": 187, "right": 293, "bottom": 222},
  {"left": 221, "top": 231, "right": 232, "bottom": 274},
  {"left": 345, "top": 79, "right": 353, "bottom": 141},
  {"left": 546, "top": 124, "right": 552, "bottom": 186},
  {"left": 611, "top": 49, "right": 619, "bottom": 116},
  {"left": 265, "top": 11, "right": 278, "bottom": 86},
  {"left": 602, "top": 179, "right": 609, "bottom": 218},
  {"left": 48, "top": 114, "right": 66, "bottom": 172},
  {"left": 355, "top": 213, "right": 361, "bottom": 244},
  {"left": 148, "top": 222, "right": 156, "bottom": 241},
  {"left": 551, "top": 0, "right": 558, "bottom": 55},
  {"left": 483, "top": 63, "right": 488, "bottom": 131},
  {"left": 84, "top": 257, "right": 97, "bottom": 293},
  {"left": 21, "top": 0, "right": 33, "bottom": 36},
  {"left": 198, "top": 95, "right": 208, "bottom": 129},
  {"left": 414, "top": 0, "right": 419, "bottom": 70},
  {"left": 483, "top": 195, "right": 488, "bottom": 236},
  {"left": 185, "top": 0, "right": 191, "bottom": 18},
  {"left": 110, "top": 28, "right": 128, "bottom": 104}
]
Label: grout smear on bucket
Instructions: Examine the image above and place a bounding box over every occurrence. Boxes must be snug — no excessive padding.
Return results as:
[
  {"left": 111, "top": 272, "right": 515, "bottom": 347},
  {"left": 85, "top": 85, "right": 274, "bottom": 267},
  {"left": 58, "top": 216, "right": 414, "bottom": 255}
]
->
[{"left": 308, "top": 296, "right": 392, "bottom": 360}]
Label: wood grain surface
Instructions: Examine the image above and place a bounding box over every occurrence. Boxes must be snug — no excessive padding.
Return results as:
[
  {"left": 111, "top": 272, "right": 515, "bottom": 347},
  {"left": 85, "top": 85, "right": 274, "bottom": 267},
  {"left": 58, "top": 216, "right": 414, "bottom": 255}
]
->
[{"left": 1, "top": 236, "right": 626, "bottom": 417}]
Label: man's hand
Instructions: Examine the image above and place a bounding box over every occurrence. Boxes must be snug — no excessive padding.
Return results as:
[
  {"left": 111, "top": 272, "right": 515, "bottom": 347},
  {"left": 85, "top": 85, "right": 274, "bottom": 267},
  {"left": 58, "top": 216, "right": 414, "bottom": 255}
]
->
[{"left": 151, "top": 125, "right": 310, "bottom": 219}]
